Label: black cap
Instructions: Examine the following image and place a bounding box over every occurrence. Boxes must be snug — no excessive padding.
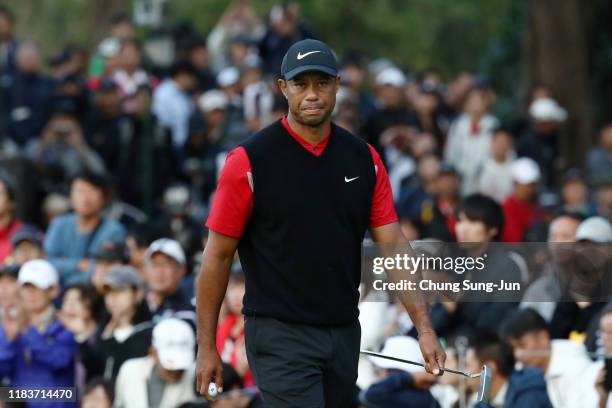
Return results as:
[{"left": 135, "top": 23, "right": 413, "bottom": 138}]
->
[
  {"left": 280, "top": 39, "right": 338, "bottom": 80},
  {"left": 0, "top": 265, "right": 19, "bottom": 279},
  {"left": 11, "top": 225, "right": 44, "bottom": 247},
  {"left": 94, "top": 240, "right": 130, "bottom": 263},
  {"left": 98, "top": 78, "right": 118, "bottom": 92}
]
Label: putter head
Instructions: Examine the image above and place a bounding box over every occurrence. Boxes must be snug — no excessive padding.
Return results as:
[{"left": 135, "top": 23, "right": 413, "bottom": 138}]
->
[{"left": 476, "top": 365, "right": 493, "bottom": 403}]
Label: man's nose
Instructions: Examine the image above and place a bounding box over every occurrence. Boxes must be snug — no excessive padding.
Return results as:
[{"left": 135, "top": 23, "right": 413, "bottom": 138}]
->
[{"left": 304, "top": 84, "right": 319, "bottom": 100}]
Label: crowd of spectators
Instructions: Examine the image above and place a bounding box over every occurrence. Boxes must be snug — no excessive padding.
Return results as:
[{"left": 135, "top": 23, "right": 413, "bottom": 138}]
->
[{"left": 0, "top": 1, "right": 611, "bottom": 407}]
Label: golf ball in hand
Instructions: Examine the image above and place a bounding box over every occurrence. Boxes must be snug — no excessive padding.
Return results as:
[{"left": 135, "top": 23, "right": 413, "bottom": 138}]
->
[{"left": 208, "top": 383, "right": 218, "bottom": 397}]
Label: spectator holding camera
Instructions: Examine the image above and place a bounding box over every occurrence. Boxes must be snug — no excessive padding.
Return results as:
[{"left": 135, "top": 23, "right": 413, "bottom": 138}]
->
[{"left": 26, "top": 109, "right": 106, "bottom": 181}]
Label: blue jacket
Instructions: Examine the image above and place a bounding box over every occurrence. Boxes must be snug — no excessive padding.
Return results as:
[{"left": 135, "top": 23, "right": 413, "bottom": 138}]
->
[
  {"left": 475, "top": 367, "right": 553, "bottom": 408},
  {"left": 361, "top": 371, "right": 439, "bottom": 408},
  {"left": 0, "top": 320, "right": 77, "bottom": 408},
  {"left": 44, "top": 213, "right": 126, "bottom": 286}
]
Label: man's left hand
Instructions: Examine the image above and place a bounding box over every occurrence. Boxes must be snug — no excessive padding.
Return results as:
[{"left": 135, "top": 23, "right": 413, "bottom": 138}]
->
[{"left": 418, "top": 332, "right": 446, "bottom": 376}]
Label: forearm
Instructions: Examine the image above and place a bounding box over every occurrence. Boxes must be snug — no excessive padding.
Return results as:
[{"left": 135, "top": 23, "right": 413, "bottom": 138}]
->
[
  {"left": 375, "top": 224, "right": 435, "bottom": 335},
  {"left": 196, "top": 247, "right": 233, "bottom": 350}
]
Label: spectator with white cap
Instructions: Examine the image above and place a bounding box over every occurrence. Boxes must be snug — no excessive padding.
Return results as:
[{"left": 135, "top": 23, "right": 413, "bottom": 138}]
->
[
  {"left": 444, "top": 84, "right": 499, "bottom": 196},
  {"left": 517, "top": 97, "right": 568, "bottom": 188},
  {"left": 114, "top": 317, "right": 196, "bottom": 408},
  {"left": 197, "top": 89, "right": 229, "bottom": 143},
  {"left": 0, "top": 259, "right": 77, "bottom": 406},
  {"left": 216, "top": 66, "right": 250, "bottom": 148},
  {"left": 576, "top": 216, "right": 612, "bottom": 243},
  {"left": 144, "top": 238, "right": 195, "bottom": 327},
  {"left": 363, "top": 67, "right": 417, "bottom": 155},
  {"left": 501, "top": 157, "right": 542, "bottom": 242}
]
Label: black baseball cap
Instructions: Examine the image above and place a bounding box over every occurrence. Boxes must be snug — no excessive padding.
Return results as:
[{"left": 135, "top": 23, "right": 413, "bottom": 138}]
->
[
  {"left": 280, "top": 39, "right": 338, "bottom": 80},
  {"left": 94, "top": 240, "right": 130, "bottom": 263}
]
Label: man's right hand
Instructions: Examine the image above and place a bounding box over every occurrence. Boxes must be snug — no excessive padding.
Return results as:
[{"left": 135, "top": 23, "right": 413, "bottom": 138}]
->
[{"left": 196, "top": 347, "right": 224, "bottom": 402}]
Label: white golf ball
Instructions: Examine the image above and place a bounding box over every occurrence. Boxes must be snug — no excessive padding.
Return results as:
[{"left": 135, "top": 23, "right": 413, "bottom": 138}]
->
[{"left": 208, "top": 382, "right": 218, "bottom": 397}]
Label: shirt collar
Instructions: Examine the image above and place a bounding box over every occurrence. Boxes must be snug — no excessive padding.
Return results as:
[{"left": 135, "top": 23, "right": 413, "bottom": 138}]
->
[{"left": 281, "top": 116, "right": 331, "bottom": 157}]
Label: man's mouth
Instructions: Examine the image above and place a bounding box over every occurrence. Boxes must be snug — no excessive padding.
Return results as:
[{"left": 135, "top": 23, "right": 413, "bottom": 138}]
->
[{"left": 302, "top": 106, "right": 324, "bottom": 114}]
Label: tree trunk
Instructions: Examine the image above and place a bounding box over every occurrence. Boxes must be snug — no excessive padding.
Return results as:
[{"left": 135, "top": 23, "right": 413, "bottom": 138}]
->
[
  {"left": 86, "top": 0, "right": 126, "bottom": 49},
  {"left": 523, "top": 0, "right": 594, "bottom": 168}
]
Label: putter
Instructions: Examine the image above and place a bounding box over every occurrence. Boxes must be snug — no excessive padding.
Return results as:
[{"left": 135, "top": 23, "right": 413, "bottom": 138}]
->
[{"left": 360, "top": 350, "right": 492, "bottom": 403}]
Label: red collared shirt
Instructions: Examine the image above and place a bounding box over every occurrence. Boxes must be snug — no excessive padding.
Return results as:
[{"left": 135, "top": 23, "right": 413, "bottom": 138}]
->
[{"left": 206, "top": 117, "right": 397, "bottom": 238}]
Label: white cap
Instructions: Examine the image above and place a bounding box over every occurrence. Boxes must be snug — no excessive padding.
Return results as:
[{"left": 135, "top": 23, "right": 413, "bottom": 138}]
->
[
  {"left": 146, "top": 238, "right": 186, "bottom": 265},
  {"left": 152, "top": 318, "right": 195, "bottom": 370},
  {"left": 217, "top": 66, "right": 240, "bottom": 88},
  {"left": 529, "top": 98, "right": 567, "bottom": 122},
  {"left": 375, "top": 67, "right": 407, "bottom": 88},
  {"left": 511, "top": 157, "right": 541, "bottom": 184},
  {"left": 98, "top": 37, "right": 121, "bottom": 58},
  {"left": 198, "top": 90, "right": 229, "bottom": 113},
  {"left": 368, "top": 336, "right": 424, "bottom": 373},
  {"left": 17, "top": 259, "right": 59, "bottom": 289},
  {"left": 576, "top": 216, "right": 612, "bottom": 243}
]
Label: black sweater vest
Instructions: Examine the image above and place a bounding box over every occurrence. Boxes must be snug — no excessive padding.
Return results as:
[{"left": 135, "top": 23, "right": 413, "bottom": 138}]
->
[{"left": 238, "top": 120, "right": 376, "bottom": 326}]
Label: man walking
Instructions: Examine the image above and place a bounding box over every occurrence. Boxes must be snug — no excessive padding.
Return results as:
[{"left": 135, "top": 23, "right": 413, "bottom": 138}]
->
[{"left": 196, "top": 39, "right": 445, "bottom": 407}]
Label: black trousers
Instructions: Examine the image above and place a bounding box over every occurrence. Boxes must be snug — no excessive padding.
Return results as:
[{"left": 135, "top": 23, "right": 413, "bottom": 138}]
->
[{"left": 244, "top": 316, "right": 361, "bottom": 408}]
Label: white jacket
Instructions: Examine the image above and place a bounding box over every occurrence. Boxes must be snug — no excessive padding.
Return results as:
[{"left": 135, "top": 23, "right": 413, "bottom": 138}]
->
[
  {"left": 443, "top": 113, "right": 498, "bottom": 196},
  {"left": 545, "top": 340, "right": 600, "bottom": 408},
  {"left": 114, "top": 356, "right": 196, "bottom": 408}
]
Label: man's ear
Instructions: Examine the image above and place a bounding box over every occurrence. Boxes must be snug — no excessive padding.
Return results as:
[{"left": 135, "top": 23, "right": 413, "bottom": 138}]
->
[{"left": 278, "top": 78, "right": 288, "bottom": 99}]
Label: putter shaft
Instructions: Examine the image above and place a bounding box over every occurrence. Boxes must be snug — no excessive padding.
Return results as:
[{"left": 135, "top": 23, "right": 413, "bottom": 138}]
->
[{"left": 360, "top": 350, "right": 480, "bottom": 378}]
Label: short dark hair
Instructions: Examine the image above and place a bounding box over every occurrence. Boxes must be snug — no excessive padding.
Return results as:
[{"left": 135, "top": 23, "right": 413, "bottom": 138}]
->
[
  {"left": 110, "top": 12, "right": 132, "bottom": 27},
  {"left": 169, "top": 61, "right": 198, "bottom": 79},
  {"left": 553, "top": 211, "right": 585, "bottom": 224},
  {"left": 470, "top": 331, "right": 515, "bottom": 378},
  {"left": 64, "top": 283, "right": 105, "bottom": 323},
  {"left": 71, "top": 171, "right": 110, "bottom": 195},
  {"left": 493, "top": 126, "right": 514, "bottom": 138},
  {"left": 456, "top": 193, "right": 505, "bottom": 239},
  {"left": 127, "top": 223, "right": 160, "bottom": 249},
  {"left": 499, "top": 308, "right": 549, "bottom": 340}
]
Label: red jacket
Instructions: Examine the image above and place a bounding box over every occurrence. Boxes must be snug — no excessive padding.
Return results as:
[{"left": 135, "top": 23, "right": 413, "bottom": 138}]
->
[{"left": 502, "top": 196, "right": 538, "bottom": 242}]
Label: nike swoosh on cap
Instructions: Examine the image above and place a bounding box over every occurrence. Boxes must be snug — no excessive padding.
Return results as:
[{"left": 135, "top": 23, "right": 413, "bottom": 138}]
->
[
  {"left": 345, "top": 176, "right": 359, "bottom": 183},
  {"left": 297, "top": 50, "right": 321, "bottom": 60}
]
